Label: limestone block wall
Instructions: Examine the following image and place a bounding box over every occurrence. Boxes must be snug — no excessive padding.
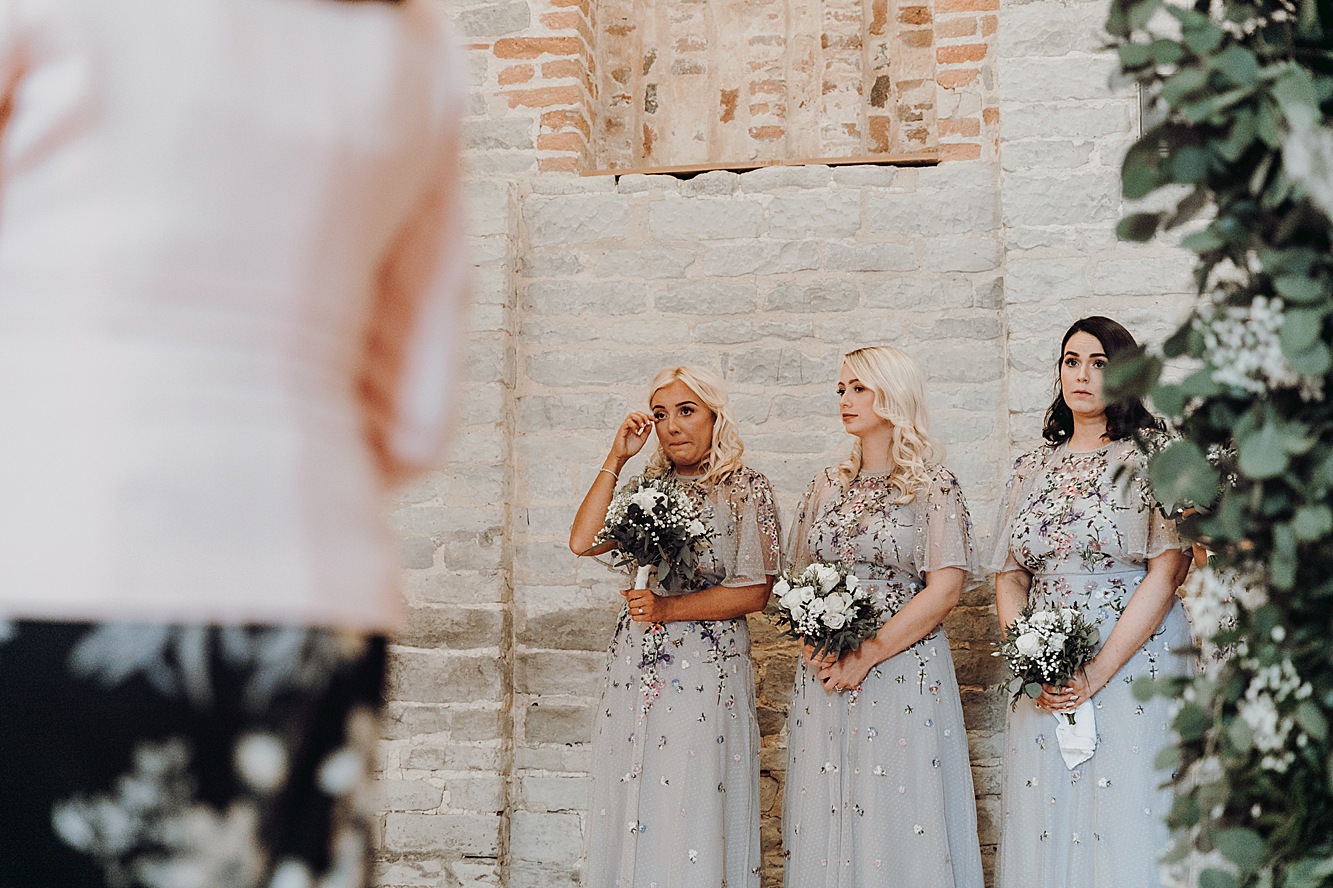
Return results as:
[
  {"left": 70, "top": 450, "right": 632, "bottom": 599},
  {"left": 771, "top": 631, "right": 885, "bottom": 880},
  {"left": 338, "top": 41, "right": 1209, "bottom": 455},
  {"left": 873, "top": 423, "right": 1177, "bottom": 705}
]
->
[
  {"left": 509, "top": 162, "right": 1009, "bottom": 886},
  {"left": 368, "top": 0, "right": 1200, "bottom": 887},
  {"left": 997, "top": 0, "right": 1196, "bottom": 446}
]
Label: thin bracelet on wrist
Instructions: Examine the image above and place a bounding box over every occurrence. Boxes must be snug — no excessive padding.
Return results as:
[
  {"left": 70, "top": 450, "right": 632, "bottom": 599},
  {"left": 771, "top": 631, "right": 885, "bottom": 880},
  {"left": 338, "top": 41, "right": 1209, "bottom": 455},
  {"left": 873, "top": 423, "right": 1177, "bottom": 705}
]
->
[{"left": 598, "top": 467, "right": 619, "bottom": 481}]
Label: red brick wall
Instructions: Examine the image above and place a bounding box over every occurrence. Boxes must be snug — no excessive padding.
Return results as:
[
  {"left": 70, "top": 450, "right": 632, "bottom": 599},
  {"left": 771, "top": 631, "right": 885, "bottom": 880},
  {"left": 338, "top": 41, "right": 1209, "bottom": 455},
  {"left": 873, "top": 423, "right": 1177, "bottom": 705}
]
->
[{"left": 470, "top": 0, "right": 996, "bottom": 173}]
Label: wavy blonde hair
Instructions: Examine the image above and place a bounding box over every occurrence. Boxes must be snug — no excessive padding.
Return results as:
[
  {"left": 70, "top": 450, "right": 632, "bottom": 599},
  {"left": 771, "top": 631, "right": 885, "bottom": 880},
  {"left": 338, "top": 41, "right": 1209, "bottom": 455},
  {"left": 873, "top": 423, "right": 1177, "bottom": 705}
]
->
[
  {"left": 644, "top": 365, "right": 745, "bottom": 487},
  {"left": 836, "top": 346, "right": 941, "bottom": 504}
]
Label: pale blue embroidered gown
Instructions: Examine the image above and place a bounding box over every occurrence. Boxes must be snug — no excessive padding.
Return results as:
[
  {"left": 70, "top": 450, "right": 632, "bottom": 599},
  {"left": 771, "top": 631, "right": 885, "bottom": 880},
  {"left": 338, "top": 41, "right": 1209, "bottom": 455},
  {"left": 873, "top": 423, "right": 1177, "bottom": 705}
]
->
[
  {"left": 585, "top": 468, "right": 781, "bottom": 888},
  {"left": 782, "top": 466, "right": 983, "bottom": 888},
  {"left": 991, "top": 440, "right": 1194, "bottom": 888}
]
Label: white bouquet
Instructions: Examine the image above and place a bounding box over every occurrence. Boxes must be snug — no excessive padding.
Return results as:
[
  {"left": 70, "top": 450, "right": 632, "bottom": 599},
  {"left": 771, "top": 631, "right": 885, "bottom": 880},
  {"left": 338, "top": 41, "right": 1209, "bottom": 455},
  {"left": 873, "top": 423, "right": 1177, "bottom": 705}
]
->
[
  {"left": 598, "top": 475, "right": 712, "bottom": 590},
  {"left": 769, "top": 562, "right": 882, "bottom": 660},
  {"left": 996, "top": 603, "right": 1103, "bottom": 768}
]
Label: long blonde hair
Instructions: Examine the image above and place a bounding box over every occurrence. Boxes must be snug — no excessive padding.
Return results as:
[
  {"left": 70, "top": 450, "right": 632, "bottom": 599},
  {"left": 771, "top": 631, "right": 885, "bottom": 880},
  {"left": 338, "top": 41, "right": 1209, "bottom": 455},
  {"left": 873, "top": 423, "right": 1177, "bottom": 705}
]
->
[
  {"left": 836, "top": 346, "right": 940, "bottom": 504},
  {"left": 644, "top": 365, "right": 745, "bottom": 487}
]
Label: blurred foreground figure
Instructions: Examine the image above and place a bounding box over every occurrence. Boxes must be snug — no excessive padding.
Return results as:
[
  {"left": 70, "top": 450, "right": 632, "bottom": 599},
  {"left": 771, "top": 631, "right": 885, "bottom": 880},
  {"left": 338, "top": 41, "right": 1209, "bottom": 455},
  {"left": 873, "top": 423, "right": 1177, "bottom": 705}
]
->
[{"left": 0, "top": 1, "right": 467, "bottom": 885}]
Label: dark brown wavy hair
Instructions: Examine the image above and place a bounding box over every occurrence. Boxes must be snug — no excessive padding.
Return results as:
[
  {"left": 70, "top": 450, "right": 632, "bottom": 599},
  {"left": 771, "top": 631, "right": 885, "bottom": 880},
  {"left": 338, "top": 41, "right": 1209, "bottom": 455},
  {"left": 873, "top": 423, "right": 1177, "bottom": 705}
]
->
[{"left": 1042, "top": 316, "right": 1164, "bottom": 445}]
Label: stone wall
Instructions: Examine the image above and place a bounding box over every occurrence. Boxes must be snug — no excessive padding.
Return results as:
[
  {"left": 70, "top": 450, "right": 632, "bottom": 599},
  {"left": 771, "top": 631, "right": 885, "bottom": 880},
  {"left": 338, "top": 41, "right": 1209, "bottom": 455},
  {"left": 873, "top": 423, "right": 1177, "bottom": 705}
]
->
[{"left": 371, "top": 0, "right": 1197, "bottom": 886}]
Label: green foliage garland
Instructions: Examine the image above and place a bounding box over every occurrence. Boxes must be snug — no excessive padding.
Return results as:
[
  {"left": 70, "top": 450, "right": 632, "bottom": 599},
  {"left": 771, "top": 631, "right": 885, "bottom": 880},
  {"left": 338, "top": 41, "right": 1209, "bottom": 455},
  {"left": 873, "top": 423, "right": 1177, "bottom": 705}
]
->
[{"left": 1106, "top": 0, "right": 1333, "bottom": 883}]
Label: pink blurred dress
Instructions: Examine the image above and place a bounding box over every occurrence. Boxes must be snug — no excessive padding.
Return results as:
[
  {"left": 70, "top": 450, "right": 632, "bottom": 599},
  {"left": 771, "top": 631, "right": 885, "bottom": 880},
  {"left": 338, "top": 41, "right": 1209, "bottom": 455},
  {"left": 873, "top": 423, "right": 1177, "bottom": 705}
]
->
[{"left": 0, "top": 0, "right": 468, "bottom": 631}]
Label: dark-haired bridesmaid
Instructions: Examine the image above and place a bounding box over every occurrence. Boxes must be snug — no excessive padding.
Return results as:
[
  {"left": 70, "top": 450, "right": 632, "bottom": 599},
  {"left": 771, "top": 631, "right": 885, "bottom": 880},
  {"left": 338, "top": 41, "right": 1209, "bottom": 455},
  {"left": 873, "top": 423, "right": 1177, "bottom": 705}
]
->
[{"left": 991, "top": 317, "right": 1193, "bottom": 888}]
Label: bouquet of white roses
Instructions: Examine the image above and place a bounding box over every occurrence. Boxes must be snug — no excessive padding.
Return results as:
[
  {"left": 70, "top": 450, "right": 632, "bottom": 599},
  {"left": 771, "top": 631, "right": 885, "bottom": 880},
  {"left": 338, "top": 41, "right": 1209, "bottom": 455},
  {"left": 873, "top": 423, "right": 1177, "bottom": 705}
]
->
[
  {"left": 598, "top": 475, "right": 713, "bottom": 590},
  {"left": 769, "top": 561, "right": 882, "bottom": 660},
  {"left": 996, "top": 602, "right": 1103, "bottom": 768}
]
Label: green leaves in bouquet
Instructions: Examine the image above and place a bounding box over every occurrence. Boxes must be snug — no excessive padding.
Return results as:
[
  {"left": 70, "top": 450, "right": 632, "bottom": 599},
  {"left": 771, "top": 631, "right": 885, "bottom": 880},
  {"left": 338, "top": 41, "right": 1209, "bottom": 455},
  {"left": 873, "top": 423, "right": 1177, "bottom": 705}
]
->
[{"left": 600, "top": 476, "right": 714, "bottom": 593}]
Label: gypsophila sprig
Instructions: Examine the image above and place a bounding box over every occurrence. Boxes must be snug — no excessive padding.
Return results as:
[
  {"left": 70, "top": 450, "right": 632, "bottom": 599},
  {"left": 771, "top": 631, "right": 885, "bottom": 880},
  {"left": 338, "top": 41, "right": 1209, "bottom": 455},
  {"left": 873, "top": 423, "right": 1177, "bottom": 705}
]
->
[
  {"left": 1193, "top": 295, "right": 1324, "bottom": 401},
  {"left": 995, "top": 603, "right": 1102, "bottom": 722},
  {"left": 598, "top": 475, "right": 713, "bottom": 591},
  {"left": 768, "top": 562, "right": 882, "bottom": 660}
]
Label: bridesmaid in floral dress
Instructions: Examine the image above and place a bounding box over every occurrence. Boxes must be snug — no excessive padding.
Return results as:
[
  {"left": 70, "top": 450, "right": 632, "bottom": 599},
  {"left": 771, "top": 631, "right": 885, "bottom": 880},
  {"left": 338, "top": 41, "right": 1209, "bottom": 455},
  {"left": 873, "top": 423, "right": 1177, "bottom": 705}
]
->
[
  {"left": 992, "top": 317, "right": 1193, "bottom": 888},
  {"left": 569, "top": 365, "right": 780, "bottom": 888},
  {"left": 782, "top": 346, "right": 983, "bottom": 888}
]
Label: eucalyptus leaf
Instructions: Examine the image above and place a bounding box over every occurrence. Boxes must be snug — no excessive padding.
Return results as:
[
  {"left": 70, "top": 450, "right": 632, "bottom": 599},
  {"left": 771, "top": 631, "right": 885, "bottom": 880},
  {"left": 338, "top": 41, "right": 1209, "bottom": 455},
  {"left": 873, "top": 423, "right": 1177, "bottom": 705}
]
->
[
  {"left": 1287, "top": 342, "right": 1332, "bottom": 376},
  {"left": 1117, "top": 212, "right": 1164, "bottom": 242},
  {"left": 1256, "top": 98, "right": 1283, "bottom": 146},
  {"left": 1155, "top": 743, "right": 1182, "bottom": 771},
  {"left": 1216, "top": 108, "right": 1258, "bottom": 161},
  {"left": 1292, "top": 504, "right": 1333, "bottom": 541},
  {"left": 1273, "top": 523, "right": 1297, "bottom": 589},
  {"left": 1123, "top": 139, "right": 1166, "bottom": 199},
  {"left": 1151, "top": 382, "right": 1189, "bottom": 418},
  {"left": 1180, "top": 366, "right": 1224, "bottom": 398},
  {"left": 1238, "top": 421, "right": 1289, "bottom": 479},
  {"left": 1214, "top": 828, "right": 1267, "bottom": 874},
  {"left": 1133, "top": 675, "right": 1160, "bottom": 701},
  {"left": 1105, "top": 345, "right": 1160, "bottom": 398},
  {"left": 1168, "top": 187, "right": 1211, "bottom": 227},
  {"left": 1119, "top": 42, "right": 1153, "bottom": 69},
  {"left": 1150, "top": 39, "right": 1184, "bottom": 66},
  {"left": 1126, "top": 0, "right": 1158, "bottom": 31},
  {"left": 1163, "top": 323, "right": 1193, "bottom": 358},
  {"left": 1174, "top": 702, "right": 1209, "bottom": 740},
  {"left": 1281, "top": 306, "right": 1327, "bottom": 355},
  {"left": 1212, "top": 45, "right": 1261, "bottom": 86},
  {"left": 1284, "top": 857, "right": 1333, "bottom": 888},
  {"left": 1182, "top": 22, "right": 1225, "bottom": 56},
  {"left": 1297, "top": 700, "right": 1329, "bottom": 741},
  {"left": 1151, "top": 440, "right": 1221, "bottom": 509},
  {"left": 1272, "top": 65, "right": 1321, "bottom": 129},
  {"left": 1274, "top": 275, "right": 1325, "bottom": 303},
  {"left": 1225, "top": 713, "right": 1255, "bottom": 753},
  {"left": 1206, "top": 490, "right": 1247, "bottom": 540},
  {"left": 1162, "top": 66, "right": 1211, "bottom": 106},
  {"left": 1198, "top": 870, "right": 1240, "bottom": 888},
  {"left": 1170, "top": 145, "right": 1213, "bottom": 183},
  {"left": 1182, "top": 227, "right": 1225, "bottom": 251}
]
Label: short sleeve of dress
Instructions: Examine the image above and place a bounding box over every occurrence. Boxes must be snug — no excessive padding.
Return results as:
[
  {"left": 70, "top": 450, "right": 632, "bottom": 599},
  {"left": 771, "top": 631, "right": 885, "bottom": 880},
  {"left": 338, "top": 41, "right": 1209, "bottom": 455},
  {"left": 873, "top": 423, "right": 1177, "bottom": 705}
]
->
[
  {"left": 914, "top": 467, "right": 977, "bottom": 575},
  {"left": 784, "top": 470, "right": 837, "bottom": 573},
  {"left": 718, "top": 469, "right": 782, "bottom": 587},
  {"left": 1113, "top": 441, "right": 1186, "bottom": 562},
  {"left": 985, "top": 447, "right": 1050, "bottom": 573}
]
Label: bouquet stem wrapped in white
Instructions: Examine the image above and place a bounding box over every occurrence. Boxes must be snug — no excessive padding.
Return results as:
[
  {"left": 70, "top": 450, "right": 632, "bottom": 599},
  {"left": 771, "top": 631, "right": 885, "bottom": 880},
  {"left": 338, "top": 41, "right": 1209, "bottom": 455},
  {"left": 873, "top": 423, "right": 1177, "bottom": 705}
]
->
[
  {"left": 598, "top": 475, "right": 713, "bottom": 592},
  {"left": 769, "top": 562, "right": 882, "bottom": 661},
  {"left": 995, "top": 603, "right": 1103, "bottom": 769}
]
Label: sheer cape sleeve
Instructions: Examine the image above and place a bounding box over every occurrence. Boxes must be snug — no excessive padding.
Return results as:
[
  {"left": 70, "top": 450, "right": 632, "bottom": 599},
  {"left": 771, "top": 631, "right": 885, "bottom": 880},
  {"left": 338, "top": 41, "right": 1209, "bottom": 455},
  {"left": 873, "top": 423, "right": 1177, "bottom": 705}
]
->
[
  {"left": 913, "top": 466, "right": 977, "bottom": 576},
  {"left": 784, "top": 470, "right": 839, "bottom": 573},
  {"left": 716, "top": 468, "right": 782, "bottom": 587},
  {"left": 1111, "top": 439, "right": 1186, "bottom": 563},
  {"left": 985, "top": 446, "right": 1053, "bottom": 574}
]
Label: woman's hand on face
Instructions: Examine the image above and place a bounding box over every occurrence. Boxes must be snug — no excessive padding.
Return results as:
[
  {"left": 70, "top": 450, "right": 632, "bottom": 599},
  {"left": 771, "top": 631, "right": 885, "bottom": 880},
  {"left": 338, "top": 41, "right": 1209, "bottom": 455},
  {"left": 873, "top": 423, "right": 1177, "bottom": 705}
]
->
[
  {"left": 1036, "top": 670, "right": 1096, "bottom": 713},
  {"left": 817, "top": 646, "right": 876, "bottom": 695},
  {"left": 610, "top": 411, "right": 655, "bottom": 463},
  {"left": 623, "top": 587, "right": 672, "bottom": 622}
]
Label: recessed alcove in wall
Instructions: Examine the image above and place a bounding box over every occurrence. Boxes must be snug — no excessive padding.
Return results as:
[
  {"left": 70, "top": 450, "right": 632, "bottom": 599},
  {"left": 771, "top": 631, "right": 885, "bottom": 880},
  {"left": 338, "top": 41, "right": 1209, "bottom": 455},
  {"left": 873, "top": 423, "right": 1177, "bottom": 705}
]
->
[{"left": 588, "top": 0, "right": 942, "bottom": 175}]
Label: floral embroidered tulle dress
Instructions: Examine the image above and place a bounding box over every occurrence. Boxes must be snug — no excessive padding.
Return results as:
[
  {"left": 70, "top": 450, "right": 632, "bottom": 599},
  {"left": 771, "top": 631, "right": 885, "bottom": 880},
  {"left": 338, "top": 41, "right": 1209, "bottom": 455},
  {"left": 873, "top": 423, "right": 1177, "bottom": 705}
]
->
[
  {"left": 586, "top": 467, "right": 780, "bottom": 888},
  {"left": 783, "top": 466, "right": 983, "bottom": 888},
  {"left": 991, "top": 441, "right": 1194, "bottom": 888}
]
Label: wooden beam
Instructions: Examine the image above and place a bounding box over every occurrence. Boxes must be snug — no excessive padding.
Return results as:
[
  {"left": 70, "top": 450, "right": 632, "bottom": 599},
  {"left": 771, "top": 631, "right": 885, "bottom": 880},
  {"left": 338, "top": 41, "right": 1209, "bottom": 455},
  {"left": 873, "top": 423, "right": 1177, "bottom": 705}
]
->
[{"left": 580, "top": 150, "right": 941, "bottom": 178}]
